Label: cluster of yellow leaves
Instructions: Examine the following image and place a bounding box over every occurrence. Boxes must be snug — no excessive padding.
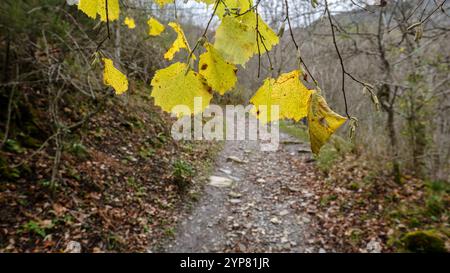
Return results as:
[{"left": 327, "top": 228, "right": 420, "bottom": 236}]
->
[
  {"left": 76, "top": 0, "right": 345, "bottom": 153},
  {"left": 250, "top": 71, "right": 347, "bottom": 154},
  {"left": 102, "top": 58, "right": 128, "bottom": 95},
  {"left": 214, "top": 11, "right": 279, "bottom": 66},
  {"left": 78, "top": 0, "right": 120, "bottom": 22}
]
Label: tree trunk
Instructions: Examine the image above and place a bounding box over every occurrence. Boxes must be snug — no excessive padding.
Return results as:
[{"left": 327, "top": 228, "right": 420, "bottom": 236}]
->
[
  {"left": 387, "top": 106, "right": 401, "bottom": 184},
  {"left": 114, "top": 21, "right": 121, "bottom": 61}
]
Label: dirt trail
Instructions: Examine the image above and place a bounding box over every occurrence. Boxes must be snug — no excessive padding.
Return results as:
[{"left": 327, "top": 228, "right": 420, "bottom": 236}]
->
[{"left": 165, "top": 119, "right": 324, "bottom": 253}]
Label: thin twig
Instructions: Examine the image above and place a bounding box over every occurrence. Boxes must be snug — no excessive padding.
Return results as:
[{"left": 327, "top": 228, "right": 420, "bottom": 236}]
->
[
  {"left": 96, "top": 0, "right": 112, "bottom": 52},
  {"left": 186, "top": 0, "right": 220, "bottom": 67},
  {"left": 256, "top": 6, "right": 261, "bottom": 78},
  {"left": 324, "top": 0, "right": 377, "bottom": 118},
  {"left": 350, "top": 0, "right": 374, "bottom": 13},
  {"left": 284, "top": 0, "right": 317, "bottom": 84},
  {"left": 419, "top": 0, "right": 447, "bottom": 24},
  {"left": 325, "top": 0, "right": 350, "bottom": 118}
]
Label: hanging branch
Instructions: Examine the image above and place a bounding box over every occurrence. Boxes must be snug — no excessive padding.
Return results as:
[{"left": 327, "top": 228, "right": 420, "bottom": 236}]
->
[
  {"left": 256, "top": 7, "right": 262, "bottom": 77},
  {"left": 417, "top": 0, "right": 447, "bottom": 26},
  {"left": 324, "top": 0, "right": 378, "bottom": 118},
  {"left": 186, "top": 0, "right": 221, "bottom": 66},
  {"left": 174, "top": 0, "right": 178, "bottom": 19},
  {"left": 96, "top": 0, "right": 112, "bottom": 52},
  {"left": 284, "top": 0, "right": 317, "bottom": 85},
  {"left": 350, "top": 0, "right": 374, "bottom": 13},
  {"left": 255, "top": 3, "right": 273, "bottom": 78}
]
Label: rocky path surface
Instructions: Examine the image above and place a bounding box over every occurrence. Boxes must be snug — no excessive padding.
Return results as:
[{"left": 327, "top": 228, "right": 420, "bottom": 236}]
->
[{"left": 165, "top": 124, "right": 324, "bottom": 253}]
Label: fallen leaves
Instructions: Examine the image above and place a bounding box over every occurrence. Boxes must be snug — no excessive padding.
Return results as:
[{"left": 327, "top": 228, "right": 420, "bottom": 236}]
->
[{"left": 0, "top": 87, "right": 219, "bottom": 253}]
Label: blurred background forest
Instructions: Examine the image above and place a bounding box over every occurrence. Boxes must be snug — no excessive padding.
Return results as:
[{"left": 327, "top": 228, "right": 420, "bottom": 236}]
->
[{"left": 0, "top": 0, "right": 449, "bottom": 253}]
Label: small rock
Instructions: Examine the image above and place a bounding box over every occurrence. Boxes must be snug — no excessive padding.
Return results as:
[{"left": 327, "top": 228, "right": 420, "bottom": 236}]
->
[
  {"left": 256, "top": 178, "right": 265, "bottom": 183},
  {"left": 227, "top": 156, "right": 248, "bottom": 164},
  {"left": 65, "top": 241, "right": 81, "bottom": 253},
  {"left": 270, "top": 217, "right": 281, "bottom": 225},
  {"left": 307, "top": 206, "right": 318, "bottom": 214},
  {"left": 238, "top": 243, "right": 247, "bottom": 252},
  {"left": 229, "top": 175, "right": 241, "bottom": 181},
  {"left": 219, "top": 168, "right": 232, "bottom": 175},
  {"left": 288, "top": 186, "right": 301, "bottom": 192},
  {"left": 209, "top": 176, "right": 233, "bottom": 187},
  {"left": 297, "top": 148, "right": 312, "bottom": 153},
  {"left": 283, "top": 243, "right": 291, "bottom": 249},
  {"left": 301, "top": 216, "right": 311, "bottom": 223},
  {"left": 304, "top": 193, "right": 314, "bottom": 198},
  {"left": 366, "top": 238, "right": 382, "bottom": 253},
  {"left": 319, "top": 248, "right": 326, "bottom": 253},
  {"left": 229, "top": 199, "right": 242, "bottom": 204},
  {"left": 228, "top": 191, "right": 242, "bottom": 198},
  {"left": 279, "top": 209, "right": 289, "bottom": 216}
]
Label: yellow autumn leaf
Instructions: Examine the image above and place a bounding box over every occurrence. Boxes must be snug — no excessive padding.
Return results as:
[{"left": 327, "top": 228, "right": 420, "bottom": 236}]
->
[
  {"left": 124, "top": 17, "right": 136, "bottom": 29},
  {"left": 102, "top": 58, "right": 128, "bottom": 95},
  {"left": 199, "top": 43, "right": 237, "bottom": 95},
  {"left": 214, "top": 16, "right": 256, "bottom": 65},
  {"left": 164, "top": 22, "right": 195, "bottom": 61},
  {"left": 151, "top": 62, "right": 212, "bottom": 116},
  {"left": 214, "top": 11, "right": 278, "bottom": 65},
  {"left": 77, "top": 0, "right": 120, "bottom": 22},
  {"left": 250, "top": 70, "right": 312, "bottom": 124},
  {"left": 78, "top": 0, "right": 98, "bottom": 19},
  {"left": 307, "top": 91, "right": 347, "bottom": 154},
  {"left": 155, "top": 0, "right": 174, "bottom": 6},
  {"left": 148, "top": 17, "right": 165, "bottom": 36},
  {"left": 97, "top": 0, "right": 120, "bottom": 22},
  {"left": 241, "top": 11, "right": 279, "bottom": 54}
]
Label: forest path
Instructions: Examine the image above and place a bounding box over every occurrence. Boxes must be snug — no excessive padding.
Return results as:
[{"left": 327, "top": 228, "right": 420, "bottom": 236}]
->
[{"left": 165, "top": 120, "right": 322, "bottom": 253}]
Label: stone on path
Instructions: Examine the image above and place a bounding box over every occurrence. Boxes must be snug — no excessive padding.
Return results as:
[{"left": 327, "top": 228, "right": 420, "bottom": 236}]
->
[
  {"left": 279, "top": 209, "right": 289, "bottom": 216},
  {"left": 270, "top": 217, "right": 281, "bottom": 225},
  {"left": 228, "top": 191, "right": 242, "bottom": 198},
  {"left": 65, "top": 241, "right": 81, "bottom": 253},
  {"left": 209, "top": 176, "right": 233, "bottom": 188},
  {"left": 219, "top": 168, "right": 232, "bottom": 175},
  {"left": 226, "top": 156, "right": 248, "bottom": 164}
]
